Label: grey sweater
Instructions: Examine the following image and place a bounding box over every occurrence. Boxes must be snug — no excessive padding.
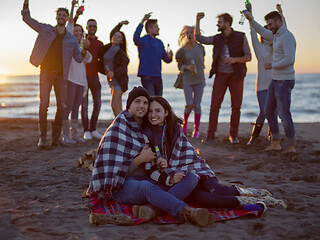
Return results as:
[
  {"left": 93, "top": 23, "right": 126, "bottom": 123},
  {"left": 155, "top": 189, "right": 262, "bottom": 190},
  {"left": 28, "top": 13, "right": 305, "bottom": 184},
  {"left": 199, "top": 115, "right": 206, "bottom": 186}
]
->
[{"left": 250, "top": 19, "right": 296, "bottom": 80}]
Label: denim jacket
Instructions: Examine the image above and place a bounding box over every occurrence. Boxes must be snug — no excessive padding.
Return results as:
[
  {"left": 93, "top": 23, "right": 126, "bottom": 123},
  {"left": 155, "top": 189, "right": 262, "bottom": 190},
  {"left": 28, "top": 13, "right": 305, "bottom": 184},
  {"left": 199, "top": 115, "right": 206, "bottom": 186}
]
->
[{"left": 21, "top": 8, "right": 84, "bottom": 80}]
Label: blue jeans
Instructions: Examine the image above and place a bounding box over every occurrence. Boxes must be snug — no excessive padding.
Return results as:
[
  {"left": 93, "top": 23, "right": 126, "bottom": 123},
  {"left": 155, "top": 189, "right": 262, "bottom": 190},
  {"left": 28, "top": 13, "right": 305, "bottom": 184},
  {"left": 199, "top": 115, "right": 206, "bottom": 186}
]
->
[
  {"left": 64, "top": 81, "right": 85, "bottom": 120},
  {"left": 81, "top": 76, "right": 101, "bottom": 132},
  {"left": 265, "top": 80, "right": 296, "bottom": 146},
  {"left": 39, "top": 69, "right": 67, "bottom": 126},
  {"left": 256, "top": 89, "right": 268, "bottom": 124},
  {"left": 186, "top": 177, "right": 239, "bottom": 208},
  {"left": 183, "top": 82, "right": 205, "bottom": 114},
  {"left": 140, "top": 75, "right": 163, "bottom": 96},
  {"left": 154, "top": 172, "right": 199, "bottom": 201},
  {"left": 112, "top": 176, "right": 187, "bottom": 220}
]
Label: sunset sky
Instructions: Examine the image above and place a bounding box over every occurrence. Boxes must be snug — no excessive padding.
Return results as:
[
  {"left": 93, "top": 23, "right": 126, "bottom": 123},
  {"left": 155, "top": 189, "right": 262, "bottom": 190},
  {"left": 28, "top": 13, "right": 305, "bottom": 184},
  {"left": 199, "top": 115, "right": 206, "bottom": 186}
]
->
[{"left": 1, "top": 0, "right": 319, "bottom": 76}]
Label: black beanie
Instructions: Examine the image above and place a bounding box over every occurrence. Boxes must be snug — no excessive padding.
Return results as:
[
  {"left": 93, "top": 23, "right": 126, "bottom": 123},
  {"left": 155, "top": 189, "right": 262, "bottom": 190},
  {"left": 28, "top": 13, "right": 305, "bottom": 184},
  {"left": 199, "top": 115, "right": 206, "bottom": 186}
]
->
[{"left": 126, "top": 86, "right": 150, "bottom": 110}]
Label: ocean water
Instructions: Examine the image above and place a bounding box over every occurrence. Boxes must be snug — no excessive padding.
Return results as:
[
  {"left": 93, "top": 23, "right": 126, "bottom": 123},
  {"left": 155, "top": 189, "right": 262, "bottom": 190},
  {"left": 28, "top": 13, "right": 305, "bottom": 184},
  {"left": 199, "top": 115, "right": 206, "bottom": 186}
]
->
[{"left": 0, "top": 73, "right": 319, "bottom": 123}]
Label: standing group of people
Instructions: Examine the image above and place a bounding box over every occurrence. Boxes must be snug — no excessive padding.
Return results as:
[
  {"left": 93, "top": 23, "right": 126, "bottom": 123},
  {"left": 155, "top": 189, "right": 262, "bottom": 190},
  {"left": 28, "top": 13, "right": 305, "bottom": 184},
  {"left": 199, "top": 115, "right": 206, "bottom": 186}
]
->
[{"left": 22, "top": 0, "right": 296, "bottom": 227}]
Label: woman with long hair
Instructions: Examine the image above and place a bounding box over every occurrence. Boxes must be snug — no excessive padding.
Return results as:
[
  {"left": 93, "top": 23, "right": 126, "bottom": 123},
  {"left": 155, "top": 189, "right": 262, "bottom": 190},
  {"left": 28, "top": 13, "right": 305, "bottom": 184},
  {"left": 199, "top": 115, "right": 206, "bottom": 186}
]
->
[
  {"left": 176, "top": 25, "right": 205, "bottom": 138},
  {"left": 98, "top": 21, "right": 130, "bottom": 117},
  {"left": 142, "top": 96, "right": 287, "bottom": 210},
  {"left": 62, "top": 1, "right": 92, "bottom": 144}
]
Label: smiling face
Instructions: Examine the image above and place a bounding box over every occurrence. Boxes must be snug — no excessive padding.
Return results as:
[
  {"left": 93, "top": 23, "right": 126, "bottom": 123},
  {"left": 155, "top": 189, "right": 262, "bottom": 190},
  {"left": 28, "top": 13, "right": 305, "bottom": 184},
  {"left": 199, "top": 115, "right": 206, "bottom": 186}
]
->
[
  {"left": 111, "top": 32, "right": 123, "bottom": 45},
  {"left": 128, "top": 96, "right": 149, "bottom": 123},
  {"left": 266, "top": 18, "right": 281, "bottom": 34},
  {"left": 86, "top": 20, "right": 97, "bottom": 36},
  {"left": 56, "top": 10, "right": 68, "bottom": 27},
  {"left": 148, "top": 101, "right": 168, "bottom": 126},
  {"left": 73, "top": 25, "right": 83, "bottom": 42},
  {"left": 217, "top": 17, "right": 227, "bottom": 32}
]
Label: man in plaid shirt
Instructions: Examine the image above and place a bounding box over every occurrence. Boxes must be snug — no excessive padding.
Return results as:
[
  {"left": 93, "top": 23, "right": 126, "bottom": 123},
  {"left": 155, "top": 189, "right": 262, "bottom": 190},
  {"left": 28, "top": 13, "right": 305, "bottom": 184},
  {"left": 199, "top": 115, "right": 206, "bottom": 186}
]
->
[{"left": 87, "top": 86, "right": 214, "bottom": 227}]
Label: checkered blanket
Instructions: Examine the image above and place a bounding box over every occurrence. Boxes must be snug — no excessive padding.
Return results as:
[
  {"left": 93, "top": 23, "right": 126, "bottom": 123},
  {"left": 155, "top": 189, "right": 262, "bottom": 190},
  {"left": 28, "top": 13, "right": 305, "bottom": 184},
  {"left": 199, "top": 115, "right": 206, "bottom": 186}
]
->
[
  {"left": 87, "top": 110, "right": 147, "bottom": 194},
  {"left": 89, "top": 195, "right": 260, "bottom": 225},
  {"left": 164, "top": 127, "right": 215, "bottom": 178}
]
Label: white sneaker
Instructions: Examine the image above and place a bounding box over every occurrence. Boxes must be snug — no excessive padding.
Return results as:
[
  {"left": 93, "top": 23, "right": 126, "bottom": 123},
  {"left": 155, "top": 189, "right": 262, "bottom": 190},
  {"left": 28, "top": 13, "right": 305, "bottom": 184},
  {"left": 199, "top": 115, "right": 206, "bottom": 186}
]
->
[
  {"left": 83, "top": 131, "right": 92, "bottom": 140},
  {"left": 91, "top": 130, "right": 103, "bottom": 140}
]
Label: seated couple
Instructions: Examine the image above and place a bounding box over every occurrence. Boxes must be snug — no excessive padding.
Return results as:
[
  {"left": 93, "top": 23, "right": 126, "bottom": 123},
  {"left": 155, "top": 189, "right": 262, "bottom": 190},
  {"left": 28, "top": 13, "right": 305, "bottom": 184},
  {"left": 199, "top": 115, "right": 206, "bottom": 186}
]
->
[{"left": 87, "top": 86, "right": 286, "bottom": 227}]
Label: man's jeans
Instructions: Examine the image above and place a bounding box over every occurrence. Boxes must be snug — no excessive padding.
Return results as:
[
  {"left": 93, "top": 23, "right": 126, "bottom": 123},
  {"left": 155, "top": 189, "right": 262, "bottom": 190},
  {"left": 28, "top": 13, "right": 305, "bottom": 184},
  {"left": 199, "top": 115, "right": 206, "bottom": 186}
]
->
[
  {"left": 154, "top": 172, "right": 199, "bottom": 201},
  {"left": 112, "top": 175, "right": 188, "bottom": 220},
  {"left": 39, "top": 69, "right": 67, "bottom": 126},
  {"left": 183, "top": 82, "right": 205, "bottom": 114},
  {"left": 81, "top": 76, "right": 101, "bottom": 132},
  {"left": 207, "top": 72, "right": 244, "bottom": 138},
  {"left": 140, "top": 75, "right": 163, "bottom": 96},
  {"left": 265, "top": 80, "right": 296, "bottom": 146}
]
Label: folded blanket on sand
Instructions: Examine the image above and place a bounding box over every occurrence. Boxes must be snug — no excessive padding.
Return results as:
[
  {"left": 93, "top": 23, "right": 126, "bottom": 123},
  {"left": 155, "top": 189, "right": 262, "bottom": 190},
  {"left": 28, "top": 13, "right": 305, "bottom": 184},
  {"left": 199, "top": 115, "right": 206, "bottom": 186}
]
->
[{"left": 89, "top": 196, "right": 261, "bottom": 226}]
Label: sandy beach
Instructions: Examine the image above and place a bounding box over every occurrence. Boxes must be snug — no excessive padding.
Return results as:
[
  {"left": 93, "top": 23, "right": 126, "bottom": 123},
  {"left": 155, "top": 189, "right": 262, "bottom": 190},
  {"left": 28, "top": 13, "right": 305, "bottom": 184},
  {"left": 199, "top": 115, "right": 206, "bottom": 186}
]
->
[{"left": 0, "top": 118, "right": 319, "bottom": 240}]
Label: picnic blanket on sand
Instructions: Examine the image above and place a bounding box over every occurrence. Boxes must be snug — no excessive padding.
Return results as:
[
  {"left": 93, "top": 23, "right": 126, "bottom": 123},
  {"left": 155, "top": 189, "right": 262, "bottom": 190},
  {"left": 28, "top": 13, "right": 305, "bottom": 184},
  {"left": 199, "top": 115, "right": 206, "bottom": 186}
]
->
[{"left": 89, "top": 195, "right": 261, "bottom": 225}]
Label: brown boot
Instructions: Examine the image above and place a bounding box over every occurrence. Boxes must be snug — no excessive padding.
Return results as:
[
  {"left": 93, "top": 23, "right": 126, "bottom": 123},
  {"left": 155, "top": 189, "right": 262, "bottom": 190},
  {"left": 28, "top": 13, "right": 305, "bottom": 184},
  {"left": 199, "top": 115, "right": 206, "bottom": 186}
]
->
[
  {"left": 132, "top": 205, "right": 158, "bottom": 220},
  {"left": 181, "top": 206, "right": 215, "bottom": 227}
]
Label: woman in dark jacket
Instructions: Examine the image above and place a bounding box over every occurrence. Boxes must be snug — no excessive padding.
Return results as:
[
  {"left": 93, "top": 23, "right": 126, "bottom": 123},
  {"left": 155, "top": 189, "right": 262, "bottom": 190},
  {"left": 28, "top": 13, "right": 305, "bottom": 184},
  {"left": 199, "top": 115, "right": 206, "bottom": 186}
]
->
[{"left": 98, "top": 21, "right": 129, "bottom": 117}]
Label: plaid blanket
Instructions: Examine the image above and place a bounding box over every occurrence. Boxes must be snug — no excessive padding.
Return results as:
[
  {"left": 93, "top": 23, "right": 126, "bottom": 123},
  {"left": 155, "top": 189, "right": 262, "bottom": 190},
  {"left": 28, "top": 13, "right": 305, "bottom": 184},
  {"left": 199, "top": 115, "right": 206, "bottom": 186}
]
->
[
  {"left": 90, "top": 195, "right": 260, "bottom": 225},
  {"left": 164, "top": 126, "right": 215, "bottom": 178},
  {"left": 87, "top": 110, "right": 148, "bottom": 194}
]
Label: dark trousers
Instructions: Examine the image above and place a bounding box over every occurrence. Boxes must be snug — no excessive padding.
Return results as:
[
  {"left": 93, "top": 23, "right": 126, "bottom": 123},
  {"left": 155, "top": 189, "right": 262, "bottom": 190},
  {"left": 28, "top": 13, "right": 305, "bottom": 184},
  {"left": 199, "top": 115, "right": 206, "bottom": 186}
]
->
[
  {"left": 81, "top": 76, "right": 101, "bottom": 132},
  {"left": 39, "top": 69, "right": 67, "bottom": 126},
  {"left": 207, "top": 72, "right": 244, "bottom": 138}
]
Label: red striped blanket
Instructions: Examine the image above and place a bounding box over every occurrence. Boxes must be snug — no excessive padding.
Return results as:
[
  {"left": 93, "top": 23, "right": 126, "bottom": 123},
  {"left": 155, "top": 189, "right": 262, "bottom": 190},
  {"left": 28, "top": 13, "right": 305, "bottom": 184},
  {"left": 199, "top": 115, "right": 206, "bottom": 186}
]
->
[{"left": 90, "top": 196, "right": 260, "bottom": 225}]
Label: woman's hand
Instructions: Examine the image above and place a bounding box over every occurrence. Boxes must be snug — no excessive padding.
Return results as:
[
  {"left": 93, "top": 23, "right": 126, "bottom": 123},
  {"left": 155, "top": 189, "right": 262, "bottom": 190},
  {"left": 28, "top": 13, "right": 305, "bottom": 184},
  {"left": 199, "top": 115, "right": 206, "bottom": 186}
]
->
[
  {"left": 107, "top": 71, "right": 114, "bottom": 79},
  {"left": 156, "top": 158, "right": 168, "bottom": 168},
  {"left": 185, "top": 64, "right": 196, "bottom": 73},
  {"left": 170, "top": 172, "right": 186, "bottom": 184}
]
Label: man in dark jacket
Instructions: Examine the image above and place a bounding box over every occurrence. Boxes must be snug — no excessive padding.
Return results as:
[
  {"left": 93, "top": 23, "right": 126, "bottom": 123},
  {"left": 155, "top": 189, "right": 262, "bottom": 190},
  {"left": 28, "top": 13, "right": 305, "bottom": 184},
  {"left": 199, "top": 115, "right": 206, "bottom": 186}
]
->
[{"left": 195, "top": 12, "right": 251, "bottom": 144}]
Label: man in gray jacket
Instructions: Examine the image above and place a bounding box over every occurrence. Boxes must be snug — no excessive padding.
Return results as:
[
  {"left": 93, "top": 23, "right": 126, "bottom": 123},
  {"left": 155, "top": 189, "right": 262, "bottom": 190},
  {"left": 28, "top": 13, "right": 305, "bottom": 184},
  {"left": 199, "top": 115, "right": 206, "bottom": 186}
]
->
[
  {"left": 245, "top": 8, "right": 296, "bottom": 152},
  {"left": 21, "top": 0, "right": 90, "bottom": 147}
]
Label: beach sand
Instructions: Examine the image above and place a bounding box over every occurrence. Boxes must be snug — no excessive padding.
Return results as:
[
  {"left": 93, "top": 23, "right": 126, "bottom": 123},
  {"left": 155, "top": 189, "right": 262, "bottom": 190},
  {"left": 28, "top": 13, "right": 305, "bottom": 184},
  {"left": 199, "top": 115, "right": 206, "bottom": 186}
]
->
[{"left": 0, "top": 118, "right": 319, "bottom": 240}]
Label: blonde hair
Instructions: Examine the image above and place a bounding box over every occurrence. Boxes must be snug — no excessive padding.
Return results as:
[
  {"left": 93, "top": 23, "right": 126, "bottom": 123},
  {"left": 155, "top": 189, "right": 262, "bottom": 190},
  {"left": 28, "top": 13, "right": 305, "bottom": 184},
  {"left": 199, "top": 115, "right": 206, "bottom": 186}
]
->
[{"left": 178, "top": 25, "right": 195, "bottom": 46}]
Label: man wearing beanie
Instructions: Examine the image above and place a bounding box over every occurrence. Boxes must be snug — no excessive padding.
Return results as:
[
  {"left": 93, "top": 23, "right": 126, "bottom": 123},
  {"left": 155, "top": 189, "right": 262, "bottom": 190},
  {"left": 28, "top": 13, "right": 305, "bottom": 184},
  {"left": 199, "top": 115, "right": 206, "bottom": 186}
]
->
[{"left": 87, "top": 86, "right": 213, "bottom": 226}]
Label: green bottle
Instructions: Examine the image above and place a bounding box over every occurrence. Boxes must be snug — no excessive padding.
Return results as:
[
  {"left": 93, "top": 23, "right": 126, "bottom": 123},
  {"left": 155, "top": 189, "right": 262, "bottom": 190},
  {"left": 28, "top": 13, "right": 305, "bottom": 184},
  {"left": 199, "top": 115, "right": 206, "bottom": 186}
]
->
[
  {"left": 245, "top": 0, "right": 252, "bottom": 12},
  {"left": 155, "top": 146, "right": 163, "bottom": 172}
]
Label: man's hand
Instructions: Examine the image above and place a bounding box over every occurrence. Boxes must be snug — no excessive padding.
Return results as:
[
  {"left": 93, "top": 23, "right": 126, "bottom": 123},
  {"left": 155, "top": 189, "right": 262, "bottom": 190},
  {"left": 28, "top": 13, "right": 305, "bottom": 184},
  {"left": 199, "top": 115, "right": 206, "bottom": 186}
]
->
[
  {"left": 196, "top": 12, "right": 205, "bottom": 21},
  {"left": 264, "top": 63, "right": 272, "bottom": 70},
  {"left": 141, "top": 12, "right": 152, "bottom": 24},
  {"left": 243, "top": 10, "right": 253, "bottom": 21},
  {"left": 83, "top": 39, "right": 90, "bottom": 50},
  {"left": 167, "top": 50, "right": 173, "bottom": 59},
  {"left": 139, "top": 146, "right": 156, "bottom": 163},
  {"left": 156, "top": 158, "right": 168, "bottom": 168},
  {"left": 224, "top": 57, "right": 236, "bottom": 65},
  {"left": 120, "top": 20, "right": 129, "bottom": 25},
  {"left": 170, "top": 172, "right": 186, "bottom": 185}
]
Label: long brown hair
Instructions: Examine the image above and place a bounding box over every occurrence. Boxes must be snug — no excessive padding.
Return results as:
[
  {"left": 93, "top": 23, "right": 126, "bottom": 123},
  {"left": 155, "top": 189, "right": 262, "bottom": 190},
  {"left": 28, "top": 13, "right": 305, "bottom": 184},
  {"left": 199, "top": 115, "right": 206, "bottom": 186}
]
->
[{"left": 146, "top": 96, "right": 183, "bottom": 153}]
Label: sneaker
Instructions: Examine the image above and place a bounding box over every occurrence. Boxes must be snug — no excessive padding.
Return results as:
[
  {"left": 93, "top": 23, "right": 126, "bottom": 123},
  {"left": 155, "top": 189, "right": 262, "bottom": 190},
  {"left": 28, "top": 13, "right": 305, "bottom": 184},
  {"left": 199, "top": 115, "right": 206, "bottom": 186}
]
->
[
  {"left": 256, "top": 201, "right": 268, "bottom": 216},
  {"left": 91, "top": 130, "right": 103, "bottom": 140},
  {"left": 229, "top": 136, "right": 240, "bottom": 144},
  {"left": 83, "top": 131, "right": 92, "bottom": 140}
]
